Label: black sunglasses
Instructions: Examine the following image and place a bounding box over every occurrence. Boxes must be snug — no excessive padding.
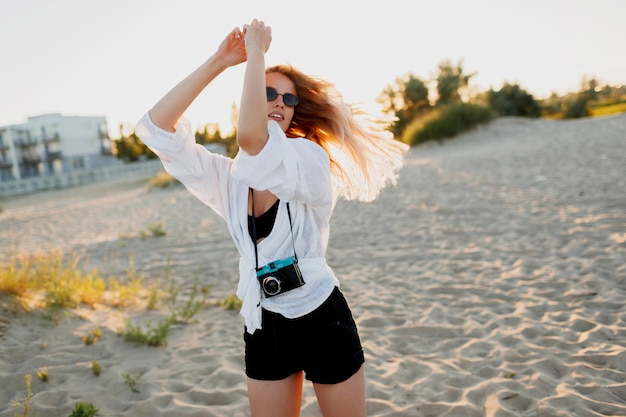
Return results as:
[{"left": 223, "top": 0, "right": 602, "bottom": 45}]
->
[{"left": 266, "top": 87, "right": 299, "bottom": 107}]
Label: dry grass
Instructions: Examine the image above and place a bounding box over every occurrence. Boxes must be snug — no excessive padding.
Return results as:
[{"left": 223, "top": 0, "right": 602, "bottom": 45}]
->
[
  {"left": 0, "top": 251, "right": 142, "bottom": 311},
  {"left": 1, "top": 249, "right": 236, "bottom": 349},
  {"left": 590, "top": 102, "right": 626, "bottom": 117}
]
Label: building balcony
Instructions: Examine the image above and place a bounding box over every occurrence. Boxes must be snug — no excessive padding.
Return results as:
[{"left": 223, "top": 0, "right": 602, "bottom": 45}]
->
[
  {"left": 45, "top": 151, "right": 62, "bottom": 161},
  {"left": 0, "top": 160, "right": 12, "bottom": 169},
  {"left": 15, "top": 138, "right": 38, "bottom": 148},
  {"left": 42, "top": 133, "right": 61, "bottom": 144},
  {"left": 21, "top": 155, "right": 41, "bottom": 165}
]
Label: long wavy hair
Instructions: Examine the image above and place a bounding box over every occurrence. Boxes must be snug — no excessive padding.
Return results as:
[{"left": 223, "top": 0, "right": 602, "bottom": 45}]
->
[{"left": 266, "top": 64, "right": 409, "bottom": 202}]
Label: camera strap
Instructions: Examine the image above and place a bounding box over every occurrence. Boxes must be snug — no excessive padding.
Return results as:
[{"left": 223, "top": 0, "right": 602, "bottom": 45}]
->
[{"left": 250, "top": 189, "right": 298, "bottom": 270}]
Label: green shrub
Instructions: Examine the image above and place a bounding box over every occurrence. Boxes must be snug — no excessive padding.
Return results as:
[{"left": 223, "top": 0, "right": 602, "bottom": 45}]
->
[
  {"left": 147, "top": 222, "right": 167, "bottom": 237},
  {"left": 120, "top": 319, "right": 170, "bottom": 347},
  {"left": 92, "top": 360, "right": 102, "bottom": 377},
  {"left": 563, "top": 94, "right": 591, "bottom": 118},
  {"left": 403, "top": 103, "right": 495, "bottom": 146},
  {"left": 68, "top": 401, "right": 99, "bottom": 417},
  {"left": 222, "top": 294, "right": 243, "bottom": 311},
  {"left": 486, "top": 83, "right": 541, "bottom": 117},
  {"left": 139, "top": 222, "right": 167, "bottom": 239}
]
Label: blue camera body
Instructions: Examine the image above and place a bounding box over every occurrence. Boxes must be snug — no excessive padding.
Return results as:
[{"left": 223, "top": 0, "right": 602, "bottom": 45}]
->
[
  {"left": 256, "top": 256, "right": 297, "bottom": 277},
  {"left": 255, "top": 256, "right": 304, "bottom": 297}
]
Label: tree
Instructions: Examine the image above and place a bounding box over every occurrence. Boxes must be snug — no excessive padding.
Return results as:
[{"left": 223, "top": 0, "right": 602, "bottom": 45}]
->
[
  {"left": 563, "top": 93, "right": 591, "bottom": 118},
  {"left": 114, "top": 132, "right": 156, "bottom": 162},
  {"left": 486, "top": 83, "right": 541, "bottom": 117},
  {"left": 194, "top": 102, "right": 240, "bottom": 157},
  {"left": 580, "top": 75, "right": 599, "bottom": 101},
  {"left": 377, "top": 73, "right": 431, "bottom": 137},
  {"left": 434, "top": 59, "right": 475, "bottom": 106},
  {"left": 195, "top": 123, "right": 224, "bottom": 145}
]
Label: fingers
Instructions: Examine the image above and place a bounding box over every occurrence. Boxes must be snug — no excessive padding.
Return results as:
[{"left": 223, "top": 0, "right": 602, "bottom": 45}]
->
[
  {"left": 250, "top": 18, "right": 264, "bottom": 28},
  {"left": 231, "top": 26, "right": 243, "bottom": 39},
  {"left": 243, "top": 19, "right": 270, "bottom": 35},
  {"left": 239, "top": 19, "right": 271, "bottom": 54}
]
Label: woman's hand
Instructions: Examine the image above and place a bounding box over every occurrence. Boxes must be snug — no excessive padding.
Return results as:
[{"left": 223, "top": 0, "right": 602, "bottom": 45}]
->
[
  {"left": 215, "top": 27, "right": 247, "bottom": 68},
  {"left": 149, "top": 26, "right": 248, "bottom": 132},
  {"left": 243, "top": 19, "right": 272, "bottom": 56}
]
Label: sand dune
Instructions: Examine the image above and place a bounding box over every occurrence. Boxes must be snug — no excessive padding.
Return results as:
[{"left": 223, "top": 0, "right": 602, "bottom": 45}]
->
[{"left": 1, "top": 114, "right": 625, "bottom": 416}]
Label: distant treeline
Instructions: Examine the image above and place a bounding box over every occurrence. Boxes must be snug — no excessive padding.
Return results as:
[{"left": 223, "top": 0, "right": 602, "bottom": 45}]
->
[
  {"left": 378, "top": 59, "right": 626, "bottom": 145},
  {"left": 114, "top": 60, "right": 625, "bottom": 160}
]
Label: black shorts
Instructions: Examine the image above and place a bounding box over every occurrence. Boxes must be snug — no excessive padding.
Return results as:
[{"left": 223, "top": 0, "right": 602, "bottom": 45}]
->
[{"left": 244, "top": 287, "right": 364, "bottom": 384}]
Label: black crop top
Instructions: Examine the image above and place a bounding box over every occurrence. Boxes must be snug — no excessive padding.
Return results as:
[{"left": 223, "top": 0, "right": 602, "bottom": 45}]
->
[{"left": 248, "top": 199, "right": 280, "bottom": 240}]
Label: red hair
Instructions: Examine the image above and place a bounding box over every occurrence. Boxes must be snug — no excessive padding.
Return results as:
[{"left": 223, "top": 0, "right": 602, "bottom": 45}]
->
[{"left": 266, "top": 65, "right": 408, "bottom": 202}]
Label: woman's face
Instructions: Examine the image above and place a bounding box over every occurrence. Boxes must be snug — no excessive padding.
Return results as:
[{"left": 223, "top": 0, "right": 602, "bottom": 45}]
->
[{"left": 266, "top": 72, "right": 297, "bottom": 132}]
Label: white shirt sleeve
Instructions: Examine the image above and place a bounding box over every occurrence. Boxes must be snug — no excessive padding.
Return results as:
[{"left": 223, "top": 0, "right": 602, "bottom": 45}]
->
[
  {"left": 231, "top": 120, "right": 332, "bottom": 206},
  {"left": 134, "top": 113, "right": 233, "bottom": 219},
  {"left": 135, "top": 116, "right": 338, "bottom": 333}
]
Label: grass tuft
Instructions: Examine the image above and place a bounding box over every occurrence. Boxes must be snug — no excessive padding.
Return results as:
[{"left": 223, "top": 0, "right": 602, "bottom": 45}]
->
[
  {"left": 120, "top": 319, "right": 171, "bottom": 347},
  {"left": 10, "top": 374, "right": 33, "bottom": 417},
  {"left": 36, "top": 368, "right": 49, "bottom": 382},
  {"left": 167, "top": 278, "right": 209, "bottom": 324},
  {"left": 122, "top": 372, "right": 144, "bottom": 394},
  {"left": 82, "top": 327, "right": 102, "bottom": 345},
  {"left": 222, "top": 294, "right": 243, "bottom": 311},
  {"left": 139, "top": 222, "right": 167, "bottom": 240},
  {"left": 118, "top": 278, "right": 209, "bottom": 347},
  {"left": 92, "top": 360, "right": 102, "bottom": 377},
  {"left": 68, "top": 401, "right": 99, "bottom": 417}
]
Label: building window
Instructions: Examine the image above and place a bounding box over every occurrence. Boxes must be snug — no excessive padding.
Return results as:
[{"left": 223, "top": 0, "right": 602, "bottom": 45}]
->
[{"left": 72, "top": 157, "right": 85, "bottom": 169}]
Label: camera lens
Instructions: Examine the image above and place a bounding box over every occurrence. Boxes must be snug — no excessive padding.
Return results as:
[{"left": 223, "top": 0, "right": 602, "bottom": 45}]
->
[{"left": 263, "top": 276, "right": 281, "bottom": 296}]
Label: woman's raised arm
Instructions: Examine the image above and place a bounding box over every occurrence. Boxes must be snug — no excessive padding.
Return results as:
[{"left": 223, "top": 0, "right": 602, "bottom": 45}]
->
[
  {"left": 236, "top": 19, "right": 272, "bottom": 155},
  {"left": 149, "top": 27, "right": 247, "bottom": 132}
]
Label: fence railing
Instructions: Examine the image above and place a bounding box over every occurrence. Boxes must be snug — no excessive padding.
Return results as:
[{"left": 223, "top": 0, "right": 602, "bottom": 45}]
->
[{"left": 0, "top": 159, "right": 164, "bottom": 197}]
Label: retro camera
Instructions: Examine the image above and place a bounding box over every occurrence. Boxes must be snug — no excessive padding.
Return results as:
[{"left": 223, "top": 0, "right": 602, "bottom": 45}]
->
[{"left": 256, "top": 256, "right": 305, "bottom": 297}]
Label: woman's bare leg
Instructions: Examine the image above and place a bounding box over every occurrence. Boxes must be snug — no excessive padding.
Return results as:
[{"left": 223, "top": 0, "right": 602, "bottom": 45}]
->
[
  {"left": 313, "top": 365, "right": 366, "bottom": 417},
  {"left": 247, "top": 371, "right": 304, "bottom": 417}
]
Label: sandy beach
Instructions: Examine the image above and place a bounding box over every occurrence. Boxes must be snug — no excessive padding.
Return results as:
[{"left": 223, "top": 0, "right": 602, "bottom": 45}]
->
[{"left": 1, "top": 114, "right": 625, "bottom": 416}]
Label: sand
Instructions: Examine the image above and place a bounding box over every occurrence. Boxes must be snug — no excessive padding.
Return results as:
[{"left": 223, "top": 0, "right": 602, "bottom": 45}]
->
[{"left": 1, "top": 114, "right": 625, "bottom": 416}]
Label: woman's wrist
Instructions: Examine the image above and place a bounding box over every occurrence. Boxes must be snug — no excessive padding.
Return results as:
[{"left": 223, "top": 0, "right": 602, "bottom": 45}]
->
[
  {"left": 244, "top": 48, "right": 265, "bottom": 74},
  {"left": 205, "top": 53, "right": 230, "bottom": 74},
  {"left": 246, "top": 42, "right": 265, "bottom": 54}
]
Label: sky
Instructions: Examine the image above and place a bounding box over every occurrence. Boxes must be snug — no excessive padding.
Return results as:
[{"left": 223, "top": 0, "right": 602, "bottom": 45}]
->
[{"left": 1, "top": 0, "right": 625, "bottom": 138}]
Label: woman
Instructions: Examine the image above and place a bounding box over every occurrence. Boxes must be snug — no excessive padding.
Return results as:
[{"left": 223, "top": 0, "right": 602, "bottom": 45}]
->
[{"left": 136, "top": 19, "right": 408, "bottom": 417}]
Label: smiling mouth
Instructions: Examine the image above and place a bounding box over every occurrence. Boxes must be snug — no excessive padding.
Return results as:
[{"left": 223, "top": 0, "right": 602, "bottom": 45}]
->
[{"left": 268, "top": 113, "right": 284, "bottom": 120}]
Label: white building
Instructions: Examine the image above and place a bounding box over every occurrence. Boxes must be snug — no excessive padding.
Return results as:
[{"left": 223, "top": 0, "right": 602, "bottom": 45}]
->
[{"left": 0, "top": 113, "right": 113, "bottom": 182}]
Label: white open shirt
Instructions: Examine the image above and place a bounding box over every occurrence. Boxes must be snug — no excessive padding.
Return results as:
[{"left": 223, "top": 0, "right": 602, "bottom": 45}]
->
[{"left": 136, "top": 113, "right": 339, "bottom": 333}]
